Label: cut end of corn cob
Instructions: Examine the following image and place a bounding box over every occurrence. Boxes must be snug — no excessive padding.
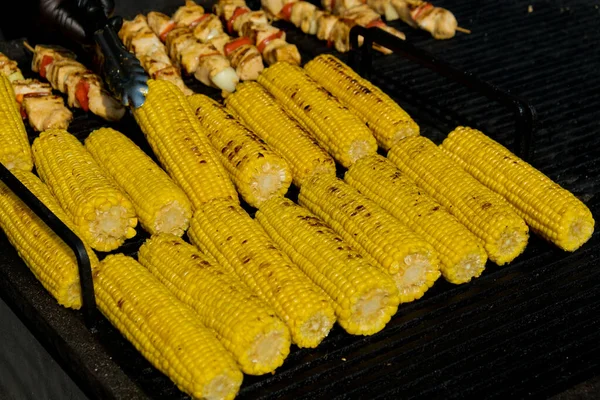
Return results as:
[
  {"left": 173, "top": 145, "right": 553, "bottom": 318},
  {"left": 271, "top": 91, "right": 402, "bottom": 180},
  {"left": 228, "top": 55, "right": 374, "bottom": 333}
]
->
[
  {"left": 447, "top": 251, "right": 487, "bottom": 284},
  {"left": 242, "top": 325, "right": 290, "bottom": 375},
  {"left": 153, "top": 200, "right": 190, "bottom": 236},
  {"left": 87, "top": 202, "right": 138, "bottom": 251},
  {"left": 201, "top": 374, "right": 242, "bottom": 400},
  {"left": 298, "top": 310, "right": 336, "bottom": 347},
  {"left": 391, "top": 252, "right": 441, "bottom": 303},
  {"left": 491, "top": 222, "right": 530, "bottom": 265},
  {"left": 348, "top": 287, "right": 398, "bottom": 335},
  {"left": 442, "top": 126, "right": 595, "bottom": 252},
  {"left": 561, "top": 209, "right": 595, "bottom": 251}
]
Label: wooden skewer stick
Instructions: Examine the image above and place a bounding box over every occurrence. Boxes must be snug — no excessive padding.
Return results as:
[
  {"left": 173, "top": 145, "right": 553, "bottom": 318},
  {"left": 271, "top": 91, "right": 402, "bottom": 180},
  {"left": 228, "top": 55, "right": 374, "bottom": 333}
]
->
[
  {"left": 22, "top": 41, "right": 35, "bottom": 53},
  {"left": 456, "top": 26, "right": 471, "bottom": 34}
]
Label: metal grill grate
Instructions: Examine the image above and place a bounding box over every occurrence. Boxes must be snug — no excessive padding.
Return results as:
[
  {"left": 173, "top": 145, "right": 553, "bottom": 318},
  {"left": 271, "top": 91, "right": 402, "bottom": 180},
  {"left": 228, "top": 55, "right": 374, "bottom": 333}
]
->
[{"left": 1, "top": 1, "right": 599, "bottom": 399}]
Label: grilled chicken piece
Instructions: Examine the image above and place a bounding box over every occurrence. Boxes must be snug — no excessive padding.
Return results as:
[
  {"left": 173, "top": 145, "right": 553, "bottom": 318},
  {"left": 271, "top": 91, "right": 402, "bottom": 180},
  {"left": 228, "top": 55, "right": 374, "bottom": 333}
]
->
[
  {"left": 165, "top": 28, "right": 198, "bottom": 68},
  {"left": 342, "top": 4, "right": 381, "bottom": 25},
  {"left": 11, "top": 79, "right": 52, "bottom": 99},
  {"left": 31, "top": 45, "right": 76, "bottom": 75},
  {"left": 263, "top": 39, "right": 301, "bottom": 65},
  {"left": 209, "top": 33, "right": 232, "bottom": 54},
  {"left": 0, "top": 58, "right": 24, "bottom": 81},
  {"left": 45, "top": 59, "right": 87, "bottom": 93},
  {"left": 329, "top": 18, "right": 359, "bottom": 52},
  {"left": 317, "top": 12, "right": 339, "bottom": 40},
  {"left": 291, "top": 3, "right": 320, "bottom": 34},
  {"left": 227, "top": 41, "right": 264, "bottom": 81},
  {"left": 214, "top": 0, "right": 246, "bottom": 19},
  {"left": 324, "top": 0, "right": 363, "bottom": 14},
  {"left": 192, "top": 14, "right": 224, "bottom": 42},
  {"left": 241, "top": 23, "right": 285, "bottom": 45},
  {"left": 233, "top": 10, "right": 269, "bottom": 34},
  {"left": 23, "top": 95, "right": 73, "bottom": 130},
  {"left": 172, "top": 0, "right": 205, "bottom": 26}
]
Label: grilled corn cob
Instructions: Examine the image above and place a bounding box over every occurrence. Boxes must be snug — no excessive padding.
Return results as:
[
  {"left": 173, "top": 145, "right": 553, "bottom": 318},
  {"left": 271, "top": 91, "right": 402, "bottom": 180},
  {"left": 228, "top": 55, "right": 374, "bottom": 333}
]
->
[
  {"left": 256, "top": 197, "right": 400, "bottom": 335},
  {"left": 345, "top": 155, "right": 487, "bottom": 284},
  {"left": 85, "top": 128, "right": 192, "bottom": 236},
  {"left": 441, "top": 126, "right": 595, "bottom": 251},
  {"left": 138, "top": 234, "right": 291, "bottom": 375},
  {"left": 188, "top": 94, "right": 292, "bottom": 208},
  {"left": 225, "top": 82, "right": 336, "bottom": 187},
  {"left": 31, "top": 129, "right": 137, "bottom": 252},
  {"left": 388, "top": 136, "right": 529, "bottom": 265},
  {"left": 0, "top": 75, "right": 33, "bottom": 171},
  {"left": 188, "top": 198, "right": 336, "bottom": 347},
  {"left": 0, "top": 169, "right": 98, "bottom": 309},
  {"left": 299, "top": 174, "right": 441, "bottom": 302},
  {"left": 257, "top": 62, "right": 377, "bottom": 168},
  {"left": 304, "top": 54, "right": 419, "bottom": 150},
  {"left": 94, "top": 254, "right": 243, "bottom": 399},
  {"left": 132, "top": 79, "right": 238, "bottom": 208}
]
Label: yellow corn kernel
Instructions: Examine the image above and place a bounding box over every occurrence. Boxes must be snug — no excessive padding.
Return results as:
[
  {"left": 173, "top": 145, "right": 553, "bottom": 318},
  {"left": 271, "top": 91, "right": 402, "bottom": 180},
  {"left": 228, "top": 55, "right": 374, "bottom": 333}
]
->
[
  {"left": 0, "top": 75, "right": 33, "bottom": 171},
  {"left": 138, "top": 234, "right": 291, "bottom": 375},
  {"left": 0, "top": 169, "right": 98, "bottom": 309},
  {"left": 94, "top": 254, "right": 243, "bottom": 399},
  {"left": 304, "top": 54, "right": 419, "bottom": 150},
  {"left": 225, "top": 81, "right": 336, "bottom": 187},
  {"left": 441, "top": 126, "right": 595, "bottom": 251},
  {"left": 345, "top": 154, "right": 487, "bottom": 284},
  {"left": 299, "top": 174, "right": 441, "bottom": 303},
  {"left": 31, "top": 129, "right": 137, "bottom": 252},
  {"left": 132, "top": 79, "right": 238, "bottom": 208},
  {"left": 388, "top": 136, "right": 530, "bottom": 265},
  {"left": 256, "top": 196, "right": 400, "bottom": 335},
  {"left": 85, "top": 128, "right": 192, "bottom": 236},
  {"left": 257, "top": 62, "right": 377, "bottom": 168},
  {"left": 188, "top": 94, "right": 292, "bottom": 208},
  {"left": 188, "top": 198, "right": 336, "bottom": 348}
]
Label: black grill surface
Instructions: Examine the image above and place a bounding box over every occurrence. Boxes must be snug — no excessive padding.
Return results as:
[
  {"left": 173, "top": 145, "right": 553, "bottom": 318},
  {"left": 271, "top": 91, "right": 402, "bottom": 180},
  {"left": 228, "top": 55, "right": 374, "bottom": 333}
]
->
[{"left": 1, "top": 1, "right": 600, "bottom": 399}]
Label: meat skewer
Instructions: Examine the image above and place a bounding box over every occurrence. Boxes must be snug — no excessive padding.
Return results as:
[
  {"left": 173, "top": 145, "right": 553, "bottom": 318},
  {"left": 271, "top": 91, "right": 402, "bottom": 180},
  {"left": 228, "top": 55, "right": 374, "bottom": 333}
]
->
[
  {"left": 147, "top": 11, "right": 239, "bottom": 94},
  {"left": 28, "top": 44, "right": 125, "bottom": 122},
  {"left": 327, "top": 0, "right": 460, "bottom": 39},
  {"left": 215, "top": 0, "right": 301, "bottom": 65},
  {"left": 166, "top": 1, "right": 264, "bottom": 81},
  {"left": 119, "top": 15, "right": 192, "bottom": 95},
  {"left": 0, "top": 51, "right": 72, "bottom": 131},
  {"left": 264, "top": 0, "right": 404, "bottom": 53}
]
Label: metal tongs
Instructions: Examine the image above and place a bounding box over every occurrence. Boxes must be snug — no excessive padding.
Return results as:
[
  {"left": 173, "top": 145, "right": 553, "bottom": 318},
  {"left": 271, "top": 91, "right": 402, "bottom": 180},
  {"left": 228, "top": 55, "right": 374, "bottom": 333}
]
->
[{"left": 80, "top": 0, "right": 148, "bottom": 109}]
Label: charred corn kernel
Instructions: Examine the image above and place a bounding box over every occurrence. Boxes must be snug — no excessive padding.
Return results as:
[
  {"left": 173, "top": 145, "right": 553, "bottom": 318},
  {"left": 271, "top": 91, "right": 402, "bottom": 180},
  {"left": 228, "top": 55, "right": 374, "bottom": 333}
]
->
[
  {"left": 189, "top": 198, "right": 336, "bottom": 348},
  {"left": 441, "top": 126, "right": 595, "bottom": 251},
  {"left": 256, "top": 197, "right": 400, "bottom": 335},
  {"left": 138, "top": 234, "right": 291, "bottom": 375},
  {"left": 94, "top": 254, "right": 243, "bottom": 399},
  {"left": 132, "top": 79, "right": 238, "bottom": 208},
  {"left": 225, "top": 82, "right": 336, "bottom": 187},
  {"left": 345, "top": 155, "right": 487, "bottom": 284},
  {"left": 257, "top": 62, "right": 377, "bottom": 168},
  {"left": 304, "top": 55, "right": 419, "bottom": 150},
  {"left": 31, "top": 129, "right": 137, "bottom": 252},
  {"left": 0, "top": 75, "right": 33, "bottom": 171},
  {"left": 388, "top": 136, "right": 529, "bottom": 265},
  {"left": 0, "top": 170, "right": 98, "bottom": 309},
  {"left": 85, "top": 128, "right": 192, "bottom": 236},
  {"left": 299, "top": 174, "right": 441, "bottom": 303},
  {"left": 188, "top": 94, "right": 292, "bottom": 208}
]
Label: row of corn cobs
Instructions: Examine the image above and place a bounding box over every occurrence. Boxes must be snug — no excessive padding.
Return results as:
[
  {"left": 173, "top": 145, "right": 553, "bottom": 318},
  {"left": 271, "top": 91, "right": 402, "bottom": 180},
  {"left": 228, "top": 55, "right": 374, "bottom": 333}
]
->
[{"left": 0, "top": 53, "right": 595, "bottom": 399}]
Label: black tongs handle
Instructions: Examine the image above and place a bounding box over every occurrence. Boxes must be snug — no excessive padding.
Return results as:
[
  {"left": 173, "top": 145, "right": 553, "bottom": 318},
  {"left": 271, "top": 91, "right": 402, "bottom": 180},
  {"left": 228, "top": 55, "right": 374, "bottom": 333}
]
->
[{"left": 78, "top": 0, "right": 149, "bottom": 108}]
